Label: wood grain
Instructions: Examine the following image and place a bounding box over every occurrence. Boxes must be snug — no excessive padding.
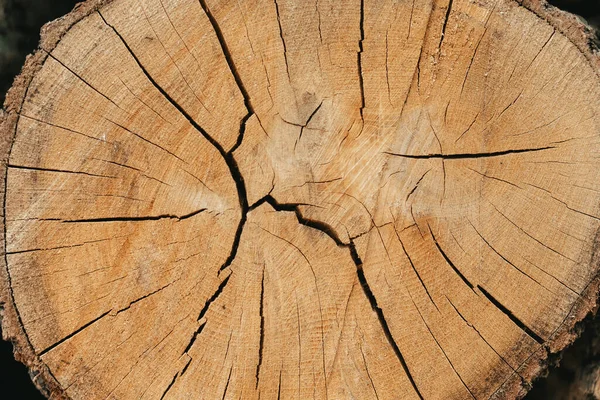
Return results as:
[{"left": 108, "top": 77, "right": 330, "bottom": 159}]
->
[{"left": 2, "top": 0, "right": 600, "bottom": 398}]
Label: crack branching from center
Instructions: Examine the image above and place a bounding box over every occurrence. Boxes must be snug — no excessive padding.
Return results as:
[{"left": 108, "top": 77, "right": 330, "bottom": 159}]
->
[
  {"left": 250, "top": 195, "right": 425, "bottom": 399},
  {"left": 197, "top": 0, "right": 255, "bottom": 153},
  {"left": 99, "top": 14, "right": 251, "bottom": 385},
  {"left": 101, "top": 9, "right": 423, "bottom": 397},
  {"left": 99, "top": 12, "right": 249, "bottom": 276}
]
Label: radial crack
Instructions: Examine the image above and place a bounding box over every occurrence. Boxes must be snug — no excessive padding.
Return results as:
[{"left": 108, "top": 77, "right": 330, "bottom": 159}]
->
[
  {"left": 359, "top": 344, "right": 380, "bottom": 399},
  {"left": 357, "top": 0, "right": 366, "bottom": 128},
  {"left": 355, "top": 257, "right": 424, "bottom": 399},
  {"left": 197, "top": 0, "right": 256, "bottom": 153},
  {"left": 60, "top": 209, "right": 206, "bottom": 223},
  {"left": 198, "top": 274, "right": 231, "bottom": 322},
  {"left": 406, "top": 169, "right": 431, "bottom": 203},
  {"left": 19, "top": 114, "right": 108, "bottom": 143},
  {"left": 468, "top": 220, "right": 552, "bottom": 293},
  {"left": 160, "top": 372, "right": 179, "bottom": 400},
  {"left": 295, "top": 101, "right": 323, "bottom": 149},
  {"left": 256, "top": 267, "right": 265, "bottom": 387},
  {"left": 477, "top": 285, "right": 545, "bottom": 345},
  {"left": 410, "top": 295, "right": 476, "bottom": 399},
  {"left": 180, "top": 272, "right": 232, "bottom": 357},
  {"left": 384, "top": 146, "right": 553, "bottom": 159},
  {"left": 428, "top": 225, "right": 476, "bottom": 291},
  {"left": 446, "top": 296, "right": 516, "bottom": 372},
  {"left": 395, "top": 229, "right": 440, "bottom": 311},
  {"left": 45, "top": 52, "right": 126, "bottom": 114},
  {"left": 249, "top": 195, "right": 424, "bottom": 399},
  {"left": 272, "top": 0, "right": 291, "bottom": 81},
  {"left": 160, "top": 357, "right": 192, "bottom": 400},
  {"left": 8, "top": 164, "right": 116, "bottom": 179},
  {"left": 221, "top": 366, "right": 233, "bottom": 400},
  {"left": 438, "top": 0, "right": 454, "bottom": 52},
  {"left": 114, "top": 281, "right": 176, "bottom": 315},
  {"left": 98, "top": 12, "right": 249, "bottom": 273},
  {"left": 7, "top": 236, "right": 126, "bottom": 255},
  {"left": 38, "top": 311, "right": 111, "bottom": 356}
]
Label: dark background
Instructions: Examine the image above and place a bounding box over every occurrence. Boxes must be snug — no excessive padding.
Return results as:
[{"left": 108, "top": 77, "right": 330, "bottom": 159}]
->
[{"left": 1, "top": 0, "right": 600, "bottom": 398}]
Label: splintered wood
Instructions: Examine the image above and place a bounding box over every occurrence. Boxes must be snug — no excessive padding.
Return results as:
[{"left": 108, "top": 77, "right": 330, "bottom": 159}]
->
[{"left": 2, "top": 0, "right": 600, "bottom": 399}]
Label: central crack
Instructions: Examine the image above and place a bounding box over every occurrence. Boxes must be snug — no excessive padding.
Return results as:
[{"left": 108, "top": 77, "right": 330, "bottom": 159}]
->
[
  {"left": 102, "top": 6, "right": 422, "bottom": 398},
  {"left": 99, "top": 10, "right": 250, "bottom": 275},
  {"left": 250, "top": 195, "right": 425, "bottom": 399}
]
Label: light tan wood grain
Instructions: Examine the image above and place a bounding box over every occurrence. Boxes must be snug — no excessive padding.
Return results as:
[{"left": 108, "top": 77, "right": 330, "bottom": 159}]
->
[{"left": 2, "top": 0, "right": 600, "bottom": 398}]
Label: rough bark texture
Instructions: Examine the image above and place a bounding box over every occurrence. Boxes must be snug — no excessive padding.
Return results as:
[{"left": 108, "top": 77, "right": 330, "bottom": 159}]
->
[
  {"left": 528, "top": 316, "right": 600, "bottom": 399},
  {"left": 2, "top": 0, "right": 600, "bottom": 399}
]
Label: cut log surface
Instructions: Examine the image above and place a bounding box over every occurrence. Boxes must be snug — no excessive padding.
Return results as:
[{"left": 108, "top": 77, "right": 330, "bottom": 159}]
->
[{"left": 2, "top": 0, "right": 600, "bottom": 398}]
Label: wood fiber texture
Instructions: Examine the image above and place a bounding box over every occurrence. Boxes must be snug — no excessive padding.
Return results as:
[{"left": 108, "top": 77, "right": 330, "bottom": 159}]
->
[{"left": 2, "top": 0, "right": 600, "bottom": 399}]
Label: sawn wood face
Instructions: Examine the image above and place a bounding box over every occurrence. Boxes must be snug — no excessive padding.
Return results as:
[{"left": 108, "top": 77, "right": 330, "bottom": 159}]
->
[{"left": 2, "top": 0, "right": 600, "bottom": 398}]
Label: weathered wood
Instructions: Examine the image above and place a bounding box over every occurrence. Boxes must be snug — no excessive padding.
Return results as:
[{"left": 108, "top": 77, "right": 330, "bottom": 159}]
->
[
  {"left": 2, "top": 0, "right": 600, "bottom": 398},
  {"left": 527, "top": 316, "right": 600, "bottom": 399}
]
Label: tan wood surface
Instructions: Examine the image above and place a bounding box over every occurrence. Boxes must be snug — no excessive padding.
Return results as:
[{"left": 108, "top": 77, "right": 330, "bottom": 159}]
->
[{"left": 2, "top": 0, "right": 600, "bottom": 398}]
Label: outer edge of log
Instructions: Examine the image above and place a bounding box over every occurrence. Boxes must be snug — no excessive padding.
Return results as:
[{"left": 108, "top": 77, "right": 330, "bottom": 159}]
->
[
  {"left": 520, "top": 0, "right": 600, "bottom": 79},
  {"left": 0, "top": 1, "right": 599, "bottom": 399},
  {"left": 0, "top": 3, "right": 115, "bottom": 398}
]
